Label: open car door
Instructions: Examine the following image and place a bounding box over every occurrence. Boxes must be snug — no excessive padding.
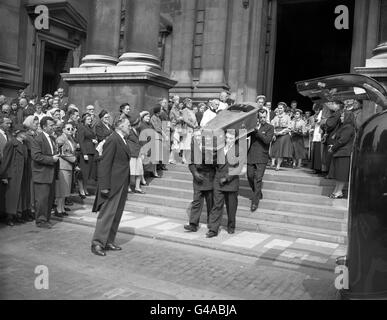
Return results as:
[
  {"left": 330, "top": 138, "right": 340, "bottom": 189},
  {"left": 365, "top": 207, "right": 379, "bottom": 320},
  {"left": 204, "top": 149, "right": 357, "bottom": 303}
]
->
[{"left": 296, "top": 73, "right": 387, "bottom": 109}]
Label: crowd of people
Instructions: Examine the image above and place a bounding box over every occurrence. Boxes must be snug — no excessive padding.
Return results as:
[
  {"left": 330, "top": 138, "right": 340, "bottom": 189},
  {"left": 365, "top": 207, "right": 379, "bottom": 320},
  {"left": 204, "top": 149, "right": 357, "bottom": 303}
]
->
[{"left": 0, "top": 88, "right": 358, "bottom": 237}]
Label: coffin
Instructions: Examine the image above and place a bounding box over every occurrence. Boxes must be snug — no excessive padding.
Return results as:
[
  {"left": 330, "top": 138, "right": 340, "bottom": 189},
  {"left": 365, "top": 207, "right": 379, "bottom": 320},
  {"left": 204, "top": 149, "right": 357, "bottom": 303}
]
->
[{"left": 200, "top": 103, "right": 259, "bottom": 149}]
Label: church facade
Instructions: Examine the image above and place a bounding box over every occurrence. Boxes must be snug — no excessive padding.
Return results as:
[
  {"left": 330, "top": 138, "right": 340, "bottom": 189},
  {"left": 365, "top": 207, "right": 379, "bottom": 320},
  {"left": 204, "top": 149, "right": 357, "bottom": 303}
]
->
[{"left": 1, "top": 0, "right": 386, "bottom": 111}]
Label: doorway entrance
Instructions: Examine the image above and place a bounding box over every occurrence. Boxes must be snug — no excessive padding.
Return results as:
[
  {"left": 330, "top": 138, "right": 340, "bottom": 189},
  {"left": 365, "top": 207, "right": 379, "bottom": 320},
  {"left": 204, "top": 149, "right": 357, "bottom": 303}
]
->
[
  {"left": 41, "top": 43, "right": 72, "bottom": 96},
  {"left": 272, "top": 0, "right": 355, "bottom": 109}
]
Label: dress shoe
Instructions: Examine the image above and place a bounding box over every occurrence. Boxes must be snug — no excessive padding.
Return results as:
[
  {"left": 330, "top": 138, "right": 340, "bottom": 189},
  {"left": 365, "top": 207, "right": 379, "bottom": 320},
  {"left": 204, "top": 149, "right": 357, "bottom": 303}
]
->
[
  {"left": 54, "top": 210, "right": 64, "bottom": 218},
  {"left": 36, "top": 222, "right": 52, "bottom": 229},
  {"left": 62, "top": 212, "right": 69, "bottom": 217},
  {"left": 91, "top": 245, "right": 106, "bottom": 256},
  {"left": 6, "top": 220, "right": 15, "bottom": 226},
  {"left": 140, "top": 181, "right": 148, "bottom": 186},
  {"left": 65, "top": 199, "right": 74, "bottom": 206},
  {"left": 78, "top": 192, "right": 86, "bottom": 200},
  {"left": 184, "top": 224, "right": 198, "bottom": 232},
  {"left": 206, "top": 231, "right": 218, "bottom": 238},
  {"left": 227, "top": 228, "right": 235, "bottom": 234},
  {"left": 105, "top": 243, "right": 122, "bottom": 251},
  {"left": 250, "top": 203, "right": 258, "bottom": 212},
  {"left": 64, "top": 207, "right": 71, "bottom": 212},
  {"left": 134, "top": 189, "right": 145, "bottom": 194}
]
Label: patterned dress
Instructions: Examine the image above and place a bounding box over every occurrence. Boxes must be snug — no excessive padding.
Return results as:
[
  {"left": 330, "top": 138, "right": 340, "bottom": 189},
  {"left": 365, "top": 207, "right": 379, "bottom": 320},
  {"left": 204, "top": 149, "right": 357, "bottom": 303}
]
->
[
  {"left": 270, "top": 114, "right": 293, "bottom": 158},
  {"left": 290, "top": 118, "right": 307, "bottom": 159}
]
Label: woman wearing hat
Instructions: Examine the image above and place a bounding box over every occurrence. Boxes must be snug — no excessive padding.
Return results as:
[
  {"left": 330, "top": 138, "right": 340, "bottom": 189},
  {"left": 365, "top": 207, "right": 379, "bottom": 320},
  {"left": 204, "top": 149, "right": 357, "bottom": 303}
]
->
[
  {"left": 0, "top": 125, "right": 30, "bottom": 226},
  {"left": 95, "top": 110, "right": 113, "bottom": 143},
  {"left": 127, "top": 111, "right": 146, "bottom": 193},
  {"left": 290, "top": 109, "right": 307, "bottom": 168},
  {"left": 139, "top": 111, "right": 160, "bottom": 179},
  {"left": 270, "top": 102, "right": 293, "bottom": 171},
  {"left": 77, "top": 113, "right": 98, "bottom": 197}
]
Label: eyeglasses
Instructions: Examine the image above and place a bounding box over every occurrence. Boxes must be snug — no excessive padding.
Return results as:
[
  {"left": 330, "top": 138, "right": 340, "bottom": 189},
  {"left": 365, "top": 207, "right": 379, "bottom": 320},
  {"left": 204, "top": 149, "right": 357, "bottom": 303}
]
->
[{"left": 65, "top": 128, "right": 75, "bottom": 131}]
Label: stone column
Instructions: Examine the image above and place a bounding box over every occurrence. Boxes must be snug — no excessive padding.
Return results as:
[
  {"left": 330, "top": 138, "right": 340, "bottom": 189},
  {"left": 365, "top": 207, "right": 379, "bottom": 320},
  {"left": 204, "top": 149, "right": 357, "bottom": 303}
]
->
[
  {"left": 80, "top": 0, "right": 122, "bottom": 67},
  {"left": 118, "top": 0, "right": 162, "bottom": 69},
  {"left": 0, "top": 0, "right": 27, "bottom": 95},
  {"left": 199, "top": 0, "right": 229, "bottom": 86}
]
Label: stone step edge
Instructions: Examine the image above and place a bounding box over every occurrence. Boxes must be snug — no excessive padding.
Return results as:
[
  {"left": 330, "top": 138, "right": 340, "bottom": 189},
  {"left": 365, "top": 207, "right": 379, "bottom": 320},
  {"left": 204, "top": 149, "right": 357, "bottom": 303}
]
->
[
  {"left": 82, "top": 198, "right": 347, "bottom": 238},
  {"left": 52, "top": 216, "right": 337, "bottom": 272},
  {"left": 146, "top": 184, "right": 348, "bottom": 207},
  {"left": 121, "top": 191, "right": 348, "bottom": 213}
]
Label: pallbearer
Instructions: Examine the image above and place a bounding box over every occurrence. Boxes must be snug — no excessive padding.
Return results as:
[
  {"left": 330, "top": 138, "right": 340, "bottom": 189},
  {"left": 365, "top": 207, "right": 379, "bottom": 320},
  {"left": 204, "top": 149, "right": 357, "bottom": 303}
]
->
[
  {"left": 184, "top": 130, "right": 215, "bottom": 232},
  {"left": 207, "top": 130, "right": 242, "bottom": 238}
]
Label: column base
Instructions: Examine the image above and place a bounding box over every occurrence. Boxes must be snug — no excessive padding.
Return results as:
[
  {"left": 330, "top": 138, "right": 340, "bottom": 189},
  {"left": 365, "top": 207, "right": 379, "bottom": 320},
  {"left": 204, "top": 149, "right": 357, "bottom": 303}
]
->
[
  {"left": 61, "top": 65, "right": 177, "bottom": 115},
  {"left": 80, "top": 55, "right": 119, "bottom": 67},
  {"left": 117, "top": 52, "right": 161, "bottom": 70},
  {"left": 170, "top": 82, "right": 230, "bottom": 101}
]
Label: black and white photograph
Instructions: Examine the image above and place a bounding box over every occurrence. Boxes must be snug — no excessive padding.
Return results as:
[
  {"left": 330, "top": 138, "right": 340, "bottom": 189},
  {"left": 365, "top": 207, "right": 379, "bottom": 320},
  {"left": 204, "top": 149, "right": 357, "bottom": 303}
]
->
[{"left": 0, "top": 0, "right": 387, "bottom": 310}]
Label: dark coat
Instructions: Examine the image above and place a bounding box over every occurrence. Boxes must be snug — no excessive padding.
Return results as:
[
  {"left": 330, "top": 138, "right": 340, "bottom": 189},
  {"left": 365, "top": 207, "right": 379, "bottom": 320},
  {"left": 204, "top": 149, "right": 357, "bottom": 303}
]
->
[
  {"left": 95, "top": 121, "right": 113, "bottom": 143},
  {"left": 93, "top": 132, "right": 131, "bottom": 212},
  {"left": 188, "top": 138, "right": 215, "bottom": 191},
  {"left": 127, "top": 128, "right": 145, "bottom": 158},
  {"left": 247, "top": 122, "right": 274, "bottom": 164},
  {"left": 22, "top": 104, "right": 36, "bottom": 119},
  {"left": 0, "top": 139, "right": 29, "bottom": 214},
  {"left": 214, "top": 143, "right": 241, "bottom": 192},
  {"left": 78, "top": 123, "right": 97, "bottom": 155},
  {"left": 31, "top": 132, "right": 59, "bottom": 184},
  {"left": 331, "top": 123, "right": 355, "bottom": 158},
  {"left": 325, "top": 110, "right": 341, "bottom": 145}
]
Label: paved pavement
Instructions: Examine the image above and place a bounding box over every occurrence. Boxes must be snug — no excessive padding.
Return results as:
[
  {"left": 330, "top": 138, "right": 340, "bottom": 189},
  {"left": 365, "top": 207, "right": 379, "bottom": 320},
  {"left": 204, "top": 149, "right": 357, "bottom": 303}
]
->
[{"left": 0, "top": 216, "right": 338, "bottom": 300}]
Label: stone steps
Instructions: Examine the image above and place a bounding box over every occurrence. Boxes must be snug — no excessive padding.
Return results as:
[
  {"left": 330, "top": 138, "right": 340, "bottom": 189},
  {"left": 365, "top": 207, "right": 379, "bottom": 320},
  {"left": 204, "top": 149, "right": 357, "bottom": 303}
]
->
[{"left": 83, "top": 198, "right": 347, "bottom": 244}]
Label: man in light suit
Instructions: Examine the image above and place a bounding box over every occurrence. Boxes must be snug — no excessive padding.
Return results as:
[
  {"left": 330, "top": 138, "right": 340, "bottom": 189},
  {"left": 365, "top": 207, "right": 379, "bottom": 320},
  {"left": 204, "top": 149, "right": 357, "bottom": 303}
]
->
[
  {"left": 31, "top": 116, "right": 60, "bottom": 228},
  {"left": 247, "top": 109, "right": 274, "bottom": 212},
  {"left": 91, "top": 116, "right": 132, "bottom": 257}
]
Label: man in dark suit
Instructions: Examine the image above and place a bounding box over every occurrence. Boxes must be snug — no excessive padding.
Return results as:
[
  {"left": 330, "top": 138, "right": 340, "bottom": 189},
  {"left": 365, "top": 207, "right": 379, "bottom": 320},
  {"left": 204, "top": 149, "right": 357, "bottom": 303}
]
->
[
  {"left": 91, "top": 116, "right": 132, "bottom": 257},
  {"left": 0, "top": 115, "right": 12, "bottom": 222},
  {"left": 31, "top": 116, "right": 60, "bottom": 228},
  {"left": 247, "top": 109, "right": 275, "bottom": 212},
  {"left": 184, "top": 130, "right": 215, "bottom": 232},
  {"left": 207, "top": 130, "right": 243, "bottom": 238}
]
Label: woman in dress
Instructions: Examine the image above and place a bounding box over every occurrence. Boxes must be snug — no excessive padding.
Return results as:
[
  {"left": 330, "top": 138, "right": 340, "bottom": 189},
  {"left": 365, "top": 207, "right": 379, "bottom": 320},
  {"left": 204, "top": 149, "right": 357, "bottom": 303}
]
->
[
  {"left": 270, "top": 102, "right": 293, "bottom": 171},
  {"left": 290, "top": 109, "right": 307, "bottom": 168},
  {"left": 329, "top": 111, "right": 355, "bottom": 199},
  {"left": 77, "top": 113, "right": 98, "bottom": 197},
  {"left": 139, "top": 111, "right": 159, "bottom": 178},
  {"left": 311, "top": 104, "right": 323, "bottom": 174},
  {"left": 55, "top": 122, "right": 77, "bottom": 216},
  {"left": 168, "top": 97, "right": 184, "bottom": 164},
  {"left": 180, "top": 98, "right": 198, "bottom": 164}
]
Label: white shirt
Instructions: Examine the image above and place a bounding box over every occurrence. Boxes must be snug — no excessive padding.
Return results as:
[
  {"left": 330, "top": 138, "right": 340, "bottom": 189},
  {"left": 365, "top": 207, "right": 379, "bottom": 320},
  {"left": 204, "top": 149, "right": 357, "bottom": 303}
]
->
[
  {"left": 200, "top": 109, "right": 217, "bottom": 127},
  {"left": 43, "top": 131, "right": 54, "bottom": 154},
  {"left": 117, "top": 131, "right": 127, "bottom": 145},
  {"left": 0, "top": 129, "right": 7, "bottom": 142},
  {"left": 218, "top": 101, "right": 228, "bottom": 111}
]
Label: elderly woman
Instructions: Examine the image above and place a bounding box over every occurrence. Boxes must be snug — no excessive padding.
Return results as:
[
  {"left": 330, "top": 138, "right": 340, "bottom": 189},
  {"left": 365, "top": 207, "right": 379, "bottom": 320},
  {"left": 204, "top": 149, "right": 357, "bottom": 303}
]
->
[
  {"left": 54, "top": 122, "right": 77, "bottom": 216},
  {"left": 139, "top": 110, "right": 160, "bottom": 178},
  {"left": 270, "top": 102, "right": 293, "bottom": 171},
  {"left": 23, "top": 115, "right": 40, "bottom": 220},
  {"left": 180, "top": 98, "right": 198, "bottom": 164},
  {"left": 0, "top": 125, "right": 30, "bottom": 226},
  {"left": 328, "top": 111, "right": 355, "bottom": 199},
  {"left": 290, "top": 109, "right": 307, "bottom": 168},
  {"left": 77, "top": 113, "right": 98, "bottom": 197},
  {"left": 95, "top": 109, "right": 113, "bottom": 143}
]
